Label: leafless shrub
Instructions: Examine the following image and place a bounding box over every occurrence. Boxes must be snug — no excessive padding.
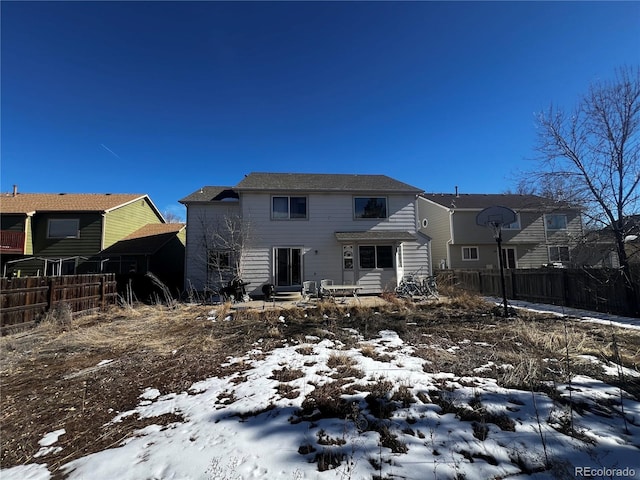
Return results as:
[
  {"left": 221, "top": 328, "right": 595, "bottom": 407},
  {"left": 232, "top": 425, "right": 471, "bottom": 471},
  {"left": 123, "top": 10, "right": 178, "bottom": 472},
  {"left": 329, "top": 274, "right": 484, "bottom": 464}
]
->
[
  {"left": 314, "top": 449, "right": 345, "bottom": 472},
  {"left": 300, "top": 381, "right": 350, "bottom": 419},
  {"left": 391, "top": 384, "right": 415, "bottom": 408},
  {"left": 43, "top": 302, "right": 73, "bottom": 329},
  {"left": 377, "top": 425, "right": 408, "bottom": 453},
  {"left": 276, "top": 384, "right": 299, "bottom": 399},
  {"left": 270, "top": 367, "right": 304, "bottom": 382}
]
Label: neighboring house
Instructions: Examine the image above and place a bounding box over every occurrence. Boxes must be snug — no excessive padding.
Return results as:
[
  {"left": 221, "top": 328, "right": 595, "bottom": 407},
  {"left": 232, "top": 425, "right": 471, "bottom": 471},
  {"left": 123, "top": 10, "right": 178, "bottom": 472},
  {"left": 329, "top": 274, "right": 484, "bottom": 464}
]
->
[
  {"left": 571, "top": 229, "right": 621, "bottom": 268},
  {"left": 97, "top": 223, "right": 186, "bottom": 292},
  {"left": 180, "top": 172, "right": 431, "bottom": 296},
  {"left": 573, "top": 215, "right": 640, "bottom": 268},
  {"left": 0, "top": 189, "right": 183, "bottom": 280},
  {"left": 417, "top": 193, "right": 583, "bottom": 270}
]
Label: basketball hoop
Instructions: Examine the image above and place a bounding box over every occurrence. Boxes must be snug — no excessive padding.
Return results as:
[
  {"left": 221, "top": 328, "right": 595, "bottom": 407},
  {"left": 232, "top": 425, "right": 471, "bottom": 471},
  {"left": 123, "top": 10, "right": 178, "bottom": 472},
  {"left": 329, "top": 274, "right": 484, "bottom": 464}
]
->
[
  {"left": 476, "top": 206, "right": 518, "bottom": 240},
  {"left": 476, "top": 206, "right": 517, "bottom": 317}
]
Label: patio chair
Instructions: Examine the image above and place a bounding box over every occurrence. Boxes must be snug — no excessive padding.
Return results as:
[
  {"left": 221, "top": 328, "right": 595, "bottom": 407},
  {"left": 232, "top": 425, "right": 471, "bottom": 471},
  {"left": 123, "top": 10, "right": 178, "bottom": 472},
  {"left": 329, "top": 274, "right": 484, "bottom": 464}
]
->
[
  {"left": 301, "top": 281, "right": 318, "bottom": 301},
  {"left": 320, "top": 279, "right": 334, "bottom": 298}
]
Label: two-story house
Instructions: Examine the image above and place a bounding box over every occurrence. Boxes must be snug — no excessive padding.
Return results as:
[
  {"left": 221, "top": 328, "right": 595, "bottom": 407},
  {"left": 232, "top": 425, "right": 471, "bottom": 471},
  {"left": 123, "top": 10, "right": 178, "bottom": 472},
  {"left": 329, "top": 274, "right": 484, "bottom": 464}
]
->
[
  {"left": 0, "top": 189, "right": 184, "bottom": 283},
  {"left": 417, "top": 192, "right": 583, "bottom": 270},
  {"left": 180, "top": 172, "right": 431, "bottom": 296}
]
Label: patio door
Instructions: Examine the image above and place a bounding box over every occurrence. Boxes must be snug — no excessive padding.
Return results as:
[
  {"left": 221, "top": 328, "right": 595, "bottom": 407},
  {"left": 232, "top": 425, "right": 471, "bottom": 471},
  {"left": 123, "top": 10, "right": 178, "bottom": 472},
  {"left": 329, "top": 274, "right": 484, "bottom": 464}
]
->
[
  {"left": 274, "top": 247, "right": 302, "bottom": 287},
  {"left": 501, "top": 247, "right": 517, "bottom": 269}
]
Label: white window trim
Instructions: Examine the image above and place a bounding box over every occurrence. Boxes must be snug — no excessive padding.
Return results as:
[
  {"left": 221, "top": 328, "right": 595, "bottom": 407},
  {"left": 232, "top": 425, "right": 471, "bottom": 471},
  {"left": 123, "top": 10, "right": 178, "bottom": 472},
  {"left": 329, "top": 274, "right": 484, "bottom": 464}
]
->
[
  {"left": 358, "top": 245, "right": 394, "bottom": 269},
  {"left": 462, "top": 246, "right": 479, "bottom": 261},
  {"left": 271, "top": 195, "right": 308, "bottom": 220},
  {"left": 501, "top": 246, "right": 518, "bottom": 268},
  {"left": 548, "top": 245, "right": 570, "bottom": 262},
  {"left": 47, "top": 219, "right": 80, "bottom": 239},
  {"left": 353, "top": 196, "right": 389, "bottom": 220}
]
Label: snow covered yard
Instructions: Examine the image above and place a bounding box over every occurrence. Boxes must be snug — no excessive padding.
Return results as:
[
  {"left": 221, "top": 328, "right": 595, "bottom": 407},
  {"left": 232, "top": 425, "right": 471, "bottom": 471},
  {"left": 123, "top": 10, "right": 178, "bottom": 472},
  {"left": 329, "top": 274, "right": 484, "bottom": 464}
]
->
[{"left": 1, "top": 297, "right": 639, "bottom": 480}]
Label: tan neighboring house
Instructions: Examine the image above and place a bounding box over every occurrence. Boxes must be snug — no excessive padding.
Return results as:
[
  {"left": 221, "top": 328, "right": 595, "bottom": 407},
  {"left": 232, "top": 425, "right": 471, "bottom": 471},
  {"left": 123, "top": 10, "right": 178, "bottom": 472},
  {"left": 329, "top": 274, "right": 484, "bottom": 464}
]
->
[
  {"left": 0, "top": 189, "right": 185, "bottom": 285},
  {"left": 417, "top": 193, "right": 583, "bottom": 270}
]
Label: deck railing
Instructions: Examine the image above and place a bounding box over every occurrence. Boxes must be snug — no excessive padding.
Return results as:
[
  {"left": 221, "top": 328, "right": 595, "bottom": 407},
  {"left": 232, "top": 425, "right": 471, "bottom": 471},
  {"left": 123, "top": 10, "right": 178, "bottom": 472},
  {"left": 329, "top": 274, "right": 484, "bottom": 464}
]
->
[{"left": 0, "top": 231, "right": 25, "bottom": 253}]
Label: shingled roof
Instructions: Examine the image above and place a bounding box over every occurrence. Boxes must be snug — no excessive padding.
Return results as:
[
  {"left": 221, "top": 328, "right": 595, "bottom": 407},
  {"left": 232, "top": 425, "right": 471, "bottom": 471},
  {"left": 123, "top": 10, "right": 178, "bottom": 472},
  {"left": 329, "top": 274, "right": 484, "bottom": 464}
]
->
[
  {"left": 420, "top": 193, "right": 577, "bottom": 210},
  {"left": 235, "top": 173, "right": 423, "bottom": 193},
  {"left": 179, "top": 187, "right": 239, "bottom": 204},
  {"left": 0, "top": 193, "right": 151, "bottom": 215},
  {"left": 98, "top": 223, "right": 186, "bottom": 256}
]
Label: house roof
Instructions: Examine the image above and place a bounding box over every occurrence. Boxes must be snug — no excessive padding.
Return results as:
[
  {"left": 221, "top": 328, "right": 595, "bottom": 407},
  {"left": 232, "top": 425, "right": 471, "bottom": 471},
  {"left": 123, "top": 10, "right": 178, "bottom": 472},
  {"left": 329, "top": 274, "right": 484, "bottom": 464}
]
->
[
  {"left": 419, "top": 193, "right": 577, "bottom": 211},
  {"left": 0, "top": 193, "right": 155, "bottom": 215},
  {"left": 179, "top": 186, "right": 239, "bottom": 204},
  {"left": 335, "top": 231, "right": 417, "bottom": 242},
  {"left": 235, "top": 173, "right": 423, "bottom": 193},
  {"left": 98, "top": 223, "right": 186, "bottom": 256}
]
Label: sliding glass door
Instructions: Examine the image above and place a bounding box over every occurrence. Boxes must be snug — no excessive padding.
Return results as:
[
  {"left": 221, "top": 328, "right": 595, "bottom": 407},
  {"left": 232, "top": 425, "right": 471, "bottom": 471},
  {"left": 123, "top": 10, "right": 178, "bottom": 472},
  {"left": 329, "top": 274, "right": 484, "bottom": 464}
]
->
[{"left": 274, "top": 247, "right": 302, "bottom": 287}]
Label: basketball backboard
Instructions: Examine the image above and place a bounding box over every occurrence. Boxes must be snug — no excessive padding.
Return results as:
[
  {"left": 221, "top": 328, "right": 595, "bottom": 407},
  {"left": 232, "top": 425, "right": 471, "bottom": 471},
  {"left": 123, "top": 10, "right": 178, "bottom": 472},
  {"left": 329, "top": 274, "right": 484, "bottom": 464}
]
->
[
  {"left": 476, "top": 206, "right": 518, "bottom": 239},
  {"left": 476, "top": 205, "right": 517, "bottom": 228}
]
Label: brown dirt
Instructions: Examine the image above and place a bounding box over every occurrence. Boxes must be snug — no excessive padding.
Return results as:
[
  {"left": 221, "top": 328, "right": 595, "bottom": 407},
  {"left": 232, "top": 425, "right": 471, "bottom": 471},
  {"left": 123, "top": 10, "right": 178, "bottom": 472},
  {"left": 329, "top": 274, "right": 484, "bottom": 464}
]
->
[{"left": 1, "top": 296, "right": 639, "bottom": 478}]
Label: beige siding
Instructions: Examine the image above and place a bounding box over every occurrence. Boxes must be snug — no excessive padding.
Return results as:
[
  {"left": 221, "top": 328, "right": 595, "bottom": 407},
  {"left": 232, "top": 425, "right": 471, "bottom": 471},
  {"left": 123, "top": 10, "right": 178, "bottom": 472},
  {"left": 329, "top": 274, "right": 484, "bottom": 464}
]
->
[
  {"left": 446, "top": 209, "right": 583, "bottom": 269},
  {"left": 183, "top": 202, "right": 242, "bottom": 291},
  {"left": 417, "top": 198, "right": 450, "bottom": 270},
  {"left": 238, "top": 192, "right": 425, "bottom": 295},
  {"left": 103, "top": 198, "right": 164, "bottom": 249}
]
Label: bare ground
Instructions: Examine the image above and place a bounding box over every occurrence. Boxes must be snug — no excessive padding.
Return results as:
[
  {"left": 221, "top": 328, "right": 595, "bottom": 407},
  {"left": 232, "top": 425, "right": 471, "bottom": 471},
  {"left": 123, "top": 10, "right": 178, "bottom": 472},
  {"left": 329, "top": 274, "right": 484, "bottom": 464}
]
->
[{"left": 1, "top": 292, "right": 639, "bottom": 478}]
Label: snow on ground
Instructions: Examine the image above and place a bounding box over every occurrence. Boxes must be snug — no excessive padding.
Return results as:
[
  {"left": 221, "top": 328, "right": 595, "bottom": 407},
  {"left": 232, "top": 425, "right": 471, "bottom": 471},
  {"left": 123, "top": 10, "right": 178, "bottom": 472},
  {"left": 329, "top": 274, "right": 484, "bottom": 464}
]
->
[
  {"left": 485, "top": 297, "right": 640, "bottom": 330},
  {"left": 3, "top": 315, "right": 640, "bottom": 480}
]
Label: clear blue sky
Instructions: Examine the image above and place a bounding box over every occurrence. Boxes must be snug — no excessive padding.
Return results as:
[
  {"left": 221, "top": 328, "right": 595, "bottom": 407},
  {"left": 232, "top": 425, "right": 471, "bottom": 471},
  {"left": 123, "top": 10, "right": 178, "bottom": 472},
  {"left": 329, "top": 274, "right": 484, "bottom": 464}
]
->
[{"left": 2, "top": 1, "right": 638, "bottom": 220}]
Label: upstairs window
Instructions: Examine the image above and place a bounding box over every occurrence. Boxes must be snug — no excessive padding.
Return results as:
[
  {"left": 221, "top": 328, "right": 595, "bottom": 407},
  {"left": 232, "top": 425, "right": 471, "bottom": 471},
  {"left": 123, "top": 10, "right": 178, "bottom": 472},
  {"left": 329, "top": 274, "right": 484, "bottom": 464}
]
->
[
  {"left": 502, "top": 213, "right": 521, "bottom": 230},
  {"left": 272, "top": 196, "right": 307, "bottom": 219},
  {"left": 47, "top": 219, "right": 80, "bottom": 239},
  {"left": 545, "top": 214, "right": 567, "bottom": 230},
  {"left": 354, "top": 197, "right": 387, "bottom": 219}
]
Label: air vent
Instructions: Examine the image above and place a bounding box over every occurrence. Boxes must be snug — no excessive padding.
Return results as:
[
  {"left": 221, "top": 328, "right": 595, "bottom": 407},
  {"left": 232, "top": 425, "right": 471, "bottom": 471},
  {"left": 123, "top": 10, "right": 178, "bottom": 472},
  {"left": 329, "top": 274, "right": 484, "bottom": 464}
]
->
[{"left": 421, "top": 218, "right": 429, "bottom": 228}]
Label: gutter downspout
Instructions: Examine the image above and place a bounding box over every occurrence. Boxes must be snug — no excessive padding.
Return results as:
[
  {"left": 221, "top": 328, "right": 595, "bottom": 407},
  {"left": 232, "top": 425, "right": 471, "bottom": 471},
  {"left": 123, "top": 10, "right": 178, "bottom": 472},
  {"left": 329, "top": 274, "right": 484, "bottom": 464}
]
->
[
  {"left": 446, "top": 208, "right": 455, "bottom": 269},
  {"left": 101, "top": 213, "right": 107, "bottom": 250}
]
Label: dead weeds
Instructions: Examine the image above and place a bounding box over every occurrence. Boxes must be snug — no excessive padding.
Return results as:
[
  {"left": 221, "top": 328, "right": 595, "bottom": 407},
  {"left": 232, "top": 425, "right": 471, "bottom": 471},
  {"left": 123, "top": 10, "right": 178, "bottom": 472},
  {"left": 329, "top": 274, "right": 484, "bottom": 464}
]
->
[{"left": 1, "top": 295, "right": 639, "bottom": 477}]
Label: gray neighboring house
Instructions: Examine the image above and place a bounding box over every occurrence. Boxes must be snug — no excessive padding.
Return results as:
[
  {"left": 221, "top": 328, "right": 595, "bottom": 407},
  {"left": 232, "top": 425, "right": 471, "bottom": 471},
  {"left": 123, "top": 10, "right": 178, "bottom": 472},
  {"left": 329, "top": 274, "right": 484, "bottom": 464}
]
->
[
  {"left": 180, "top": 172, "right": 431, "bottom": 296},
  {"left": 417, "top": 193, "right": 583, "bottom": 270}
]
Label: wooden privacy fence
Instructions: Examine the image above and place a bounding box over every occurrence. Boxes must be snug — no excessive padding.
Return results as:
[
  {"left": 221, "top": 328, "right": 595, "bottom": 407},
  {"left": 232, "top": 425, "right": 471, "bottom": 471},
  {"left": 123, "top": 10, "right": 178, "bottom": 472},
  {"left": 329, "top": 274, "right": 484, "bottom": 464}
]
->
[
  {"left": 0, "top": 274, "right": 118, "bottom": 334},
  {"left": 437, "top": 268, "right": 639, "bottom": 317}
]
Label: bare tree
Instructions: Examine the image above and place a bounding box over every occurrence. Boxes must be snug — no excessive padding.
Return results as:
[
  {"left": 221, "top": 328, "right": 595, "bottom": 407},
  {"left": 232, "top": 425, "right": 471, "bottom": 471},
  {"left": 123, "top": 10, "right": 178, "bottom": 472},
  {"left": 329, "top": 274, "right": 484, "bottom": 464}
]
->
[
  {"left": 531, "top": 66, "right": 639, "bottom": 314},
  {"left": 198, "top": 212, "right": 251, "bottom": 291},
  {"left": 163, "top": 210, "right": 185, "bottom": 223}
]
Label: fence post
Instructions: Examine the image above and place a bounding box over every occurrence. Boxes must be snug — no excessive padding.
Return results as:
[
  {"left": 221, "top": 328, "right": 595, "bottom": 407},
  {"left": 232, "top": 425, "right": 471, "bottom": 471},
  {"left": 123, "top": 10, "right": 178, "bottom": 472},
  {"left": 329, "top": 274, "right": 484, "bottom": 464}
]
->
[
  {"left": 47, "top": 276, "right": 56, "bottom": 312},
  {"left": 562, "top": 269, "right": 569, "bottom": 309},
  {"left": 100, "top": 275, "right": 106, "bottom": 311}
]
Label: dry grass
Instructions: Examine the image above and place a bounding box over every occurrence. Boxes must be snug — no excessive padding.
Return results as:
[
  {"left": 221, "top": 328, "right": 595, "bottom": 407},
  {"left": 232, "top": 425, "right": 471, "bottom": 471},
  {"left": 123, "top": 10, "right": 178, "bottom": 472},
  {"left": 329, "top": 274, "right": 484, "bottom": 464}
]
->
[{"left": 1, "top": 293, "right": 639, "bottom": 477}]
